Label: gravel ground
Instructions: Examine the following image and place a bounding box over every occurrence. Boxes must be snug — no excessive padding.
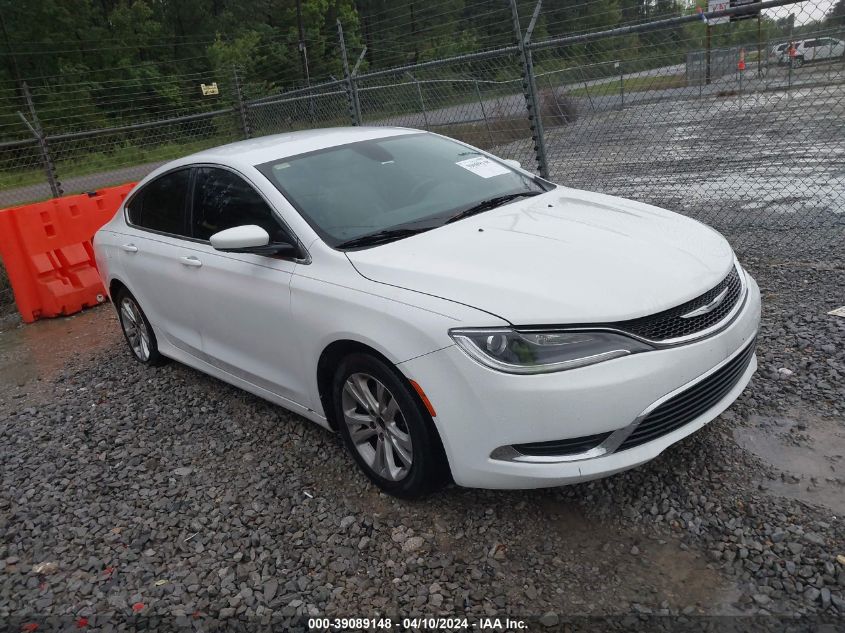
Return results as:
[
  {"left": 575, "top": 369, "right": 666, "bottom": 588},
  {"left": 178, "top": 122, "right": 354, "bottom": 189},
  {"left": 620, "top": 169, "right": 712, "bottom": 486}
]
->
[
  {"left": 0, "top": 254, "right": 843, "bottom": 631},
  {"left": 499, "top": 82, "right": 845, "bottom": 260}
]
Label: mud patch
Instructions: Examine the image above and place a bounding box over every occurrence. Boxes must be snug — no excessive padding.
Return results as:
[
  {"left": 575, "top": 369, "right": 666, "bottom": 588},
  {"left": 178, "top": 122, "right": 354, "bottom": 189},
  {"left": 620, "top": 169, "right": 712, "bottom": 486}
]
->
[
  {"left": 734, "top": 411, "right": 845, "bottom": 514},
  {"left": 0, "top": 305, "right": 117, "bottom": 397},
  {"left": 536, "top": 498, "right": 740, "bottom": 614}
]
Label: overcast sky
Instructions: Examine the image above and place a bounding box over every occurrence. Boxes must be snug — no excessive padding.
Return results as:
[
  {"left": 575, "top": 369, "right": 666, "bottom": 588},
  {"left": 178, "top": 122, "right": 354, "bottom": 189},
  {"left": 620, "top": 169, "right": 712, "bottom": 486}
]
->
[
  {"left": 778, "top": 0, "right": 836, "bottom": 24},
  {"left": 703, "top": 0, "right": 837, "bottom": 24}
]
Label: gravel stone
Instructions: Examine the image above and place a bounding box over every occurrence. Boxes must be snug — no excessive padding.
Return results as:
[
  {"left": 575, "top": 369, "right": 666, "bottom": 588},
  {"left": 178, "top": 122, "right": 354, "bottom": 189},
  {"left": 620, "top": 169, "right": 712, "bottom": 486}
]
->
[
  {"left": 539, "top": 611, "right": 559, "bottom": 627},
  {"left": 402, "top": 536, "right": 425, "bottom": 553}
]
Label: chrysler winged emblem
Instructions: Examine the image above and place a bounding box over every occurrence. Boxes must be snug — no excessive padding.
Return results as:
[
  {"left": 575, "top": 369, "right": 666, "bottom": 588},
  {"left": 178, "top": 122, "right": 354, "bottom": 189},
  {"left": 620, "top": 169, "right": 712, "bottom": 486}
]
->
[{"left": 680, "top": 287, "right": 729, "bottom": 319}]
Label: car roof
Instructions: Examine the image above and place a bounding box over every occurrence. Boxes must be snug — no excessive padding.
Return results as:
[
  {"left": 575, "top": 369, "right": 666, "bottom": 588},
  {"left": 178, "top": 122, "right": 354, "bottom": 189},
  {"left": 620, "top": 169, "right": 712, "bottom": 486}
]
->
[
  {"left": 133, "top": 126, "right": 429, "bottom": 194},
  {"left": 181, "top": 126, "right": 421, "bottom": 167}
]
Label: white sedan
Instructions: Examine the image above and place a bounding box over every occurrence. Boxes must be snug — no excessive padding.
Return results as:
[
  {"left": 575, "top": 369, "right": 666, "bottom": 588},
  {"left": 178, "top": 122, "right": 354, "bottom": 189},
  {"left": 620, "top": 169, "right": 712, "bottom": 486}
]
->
[{"left": 93, "top": 127, "right": 761, "bottom": 498}]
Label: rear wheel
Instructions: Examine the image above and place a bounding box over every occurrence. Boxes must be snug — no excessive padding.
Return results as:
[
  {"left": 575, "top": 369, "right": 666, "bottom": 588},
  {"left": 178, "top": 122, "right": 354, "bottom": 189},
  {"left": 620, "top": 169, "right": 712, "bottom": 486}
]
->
[
  {"left": 116, "top": 289, "right": 166, "bottom": 366},
  {"left": 332, "top": 353, "right": 448, "bottom": 498}
]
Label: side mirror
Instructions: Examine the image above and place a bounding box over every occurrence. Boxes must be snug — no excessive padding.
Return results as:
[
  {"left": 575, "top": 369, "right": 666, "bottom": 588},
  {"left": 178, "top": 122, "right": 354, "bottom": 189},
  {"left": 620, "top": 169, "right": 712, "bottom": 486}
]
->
[
  {"left": 503, "top": 159, "right": 522, "bottom": 170},
  {"left": 210, "top": 225, "right": 299, "bottom": 257}
]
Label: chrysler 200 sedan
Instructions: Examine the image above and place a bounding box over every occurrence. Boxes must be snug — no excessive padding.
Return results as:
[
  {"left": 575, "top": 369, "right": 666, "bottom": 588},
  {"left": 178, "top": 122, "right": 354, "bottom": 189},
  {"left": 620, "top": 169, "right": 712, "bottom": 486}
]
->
[{"left": 93, "top": 127, "right": 761, "bottom": 498}]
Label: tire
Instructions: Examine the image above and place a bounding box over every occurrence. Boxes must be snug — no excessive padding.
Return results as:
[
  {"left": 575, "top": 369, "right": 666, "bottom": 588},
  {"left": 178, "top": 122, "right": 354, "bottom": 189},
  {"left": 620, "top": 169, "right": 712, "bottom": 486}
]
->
[
  {"left": 115, "top": 288, "right": 167, "bottom": 366},
  {"left": 793, "top": 56, "right": 803, "bottom": 68},
  {"left": 331, "top": 353, "right": 449, "bottom": 498}
]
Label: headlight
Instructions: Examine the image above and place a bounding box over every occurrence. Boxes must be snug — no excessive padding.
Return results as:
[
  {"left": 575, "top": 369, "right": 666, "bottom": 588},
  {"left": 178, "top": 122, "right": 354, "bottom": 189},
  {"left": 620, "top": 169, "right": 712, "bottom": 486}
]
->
[{"left": 449, "top": 328, "right": 652, "bottom": 374}]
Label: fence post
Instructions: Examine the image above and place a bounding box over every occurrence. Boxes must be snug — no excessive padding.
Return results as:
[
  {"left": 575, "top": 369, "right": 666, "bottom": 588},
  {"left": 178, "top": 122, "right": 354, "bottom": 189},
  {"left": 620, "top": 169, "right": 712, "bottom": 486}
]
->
[
  {"left": 474, "top": 80, "right": 494, "bottom": 146},
  {"left": 407, "top": 74, "right": 430, "bottom": 130},
  {"left": 619, "top": 62, "right": 625, "bottom": 109},
  {"left": 337, "top": 20, "right": 360, "bottom": 125},
  {"left": 575, "top": 66, "right": 595, "bottom": 113},
  {"left": 232, "top": 67, "right": 252, "bottom": 139},
  {"left": 20, "top": 82, "right": 62, "bottom": 198},
  {"left": 788, "top": 57, "right": 793, "bottom": 91},
  {"left": 509, "top": 0, "right": 549, "bottom": 179}
]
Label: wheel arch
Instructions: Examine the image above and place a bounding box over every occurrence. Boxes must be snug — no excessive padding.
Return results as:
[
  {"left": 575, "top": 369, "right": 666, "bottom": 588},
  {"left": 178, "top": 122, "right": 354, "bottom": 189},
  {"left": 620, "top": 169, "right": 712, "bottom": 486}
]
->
[
  {"left": 315, "top": 338, "right": 452, "bottom": 481},
  {"left": 316, "top": 339, "right": 396, "bottom": 431},
  {"left": 108, "top": 277, "right": 129, "bottom": 302}
]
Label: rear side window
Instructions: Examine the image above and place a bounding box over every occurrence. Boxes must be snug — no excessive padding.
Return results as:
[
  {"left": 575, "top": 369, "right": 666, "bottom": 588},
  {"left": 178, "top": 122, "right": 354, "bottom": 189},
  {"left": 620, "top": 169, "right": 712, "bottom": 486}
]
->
[
  {"left": 191, "top": 167, "right": 290, "bottom": 243},
  {"left": 127, "top": 169, "right": 191, "bottom": 236}
]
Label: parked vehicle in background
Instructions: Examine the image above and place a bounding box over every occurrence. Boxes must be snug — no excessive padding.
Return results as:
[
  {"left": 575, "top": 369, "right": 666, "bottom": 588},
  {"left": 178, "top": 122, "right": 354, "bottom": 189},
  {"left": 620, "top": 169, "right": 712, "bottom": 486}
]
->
[
  {"left": 93, "top": 128, "right": 761, "bottom": 498},
  {"left": 771, "top": 42, "right": 790, "bottom": 62},
  {"left": 774, "top": 37, "right": 845, "bottom": 66}
]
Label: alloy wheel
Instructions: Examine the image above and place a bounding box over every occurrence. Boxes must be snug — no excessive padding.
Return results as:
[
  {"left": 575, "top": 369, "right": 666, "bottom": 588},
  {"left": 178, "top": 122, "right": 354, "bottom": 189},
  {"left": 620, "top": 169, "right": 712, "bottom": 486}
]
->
[
  {"left": 120, "top": 297, "right": 151, "bottom": 362},
  {"left": 341, "top": 372, "right": 413, "bottom": 481}
]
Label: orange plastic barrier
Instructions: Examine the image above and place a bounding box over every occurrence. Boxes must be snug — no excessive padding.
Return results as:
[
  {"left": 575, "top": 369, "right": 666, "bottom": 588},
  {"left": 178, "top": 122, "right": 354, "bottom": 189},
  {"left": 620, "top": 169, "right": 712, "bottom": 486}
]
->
[{"left": 0, "top": 183, "right": 136, "bottom": 323}]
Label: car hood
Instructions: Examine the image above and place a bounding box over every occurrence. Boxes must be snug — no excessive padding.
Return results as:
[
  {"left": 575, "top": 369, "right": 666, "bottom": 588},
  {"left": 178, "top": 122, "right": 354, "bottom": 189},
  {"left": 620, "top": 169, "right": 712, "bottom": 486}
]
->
[{"left": 346, "top": 187, "right": 735, "bottom": 324}]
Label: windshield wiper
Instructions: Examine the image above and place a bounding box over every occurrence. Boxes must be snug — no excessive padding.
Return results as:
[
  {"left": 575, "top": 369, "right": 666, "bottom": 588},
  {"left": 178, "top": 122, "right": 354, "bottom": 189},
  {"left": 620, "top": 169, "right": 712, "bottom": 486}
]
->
[
  {"left": 445, "top": 191, "right": 542, "bottom": 224},
  {"left": 336, "top": 227, "right": 431, "bottom": 249}
]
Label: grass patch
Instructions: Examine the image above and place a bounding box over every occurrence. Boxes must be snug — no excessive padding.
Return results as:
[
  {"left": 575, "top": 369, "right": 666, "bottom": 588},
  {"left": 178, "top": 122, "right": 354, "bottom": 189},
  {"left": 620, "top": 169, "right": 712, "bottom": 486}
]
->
[
  {"left": 0, "top": 134, "right": 237, "bottom": 193},
  {"left": 434, "top": 88, "right": 578, "bottom": 150},
  {"left": 570, "top": 73, "right": 687, "bottom": 97}
]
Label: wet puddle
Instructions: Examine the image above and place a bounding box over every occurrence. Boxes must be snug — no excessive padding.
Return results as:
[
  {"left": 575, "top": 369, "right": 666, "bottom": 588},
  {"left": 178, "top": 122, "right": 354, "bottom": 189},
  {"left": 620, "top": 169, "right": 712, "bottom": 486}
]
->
[
  {"left": 0, "top": 305, "right": 117, "bottom": 395},
  {"left": 733, "top": 411, "right": 845, "bottom": 515}
]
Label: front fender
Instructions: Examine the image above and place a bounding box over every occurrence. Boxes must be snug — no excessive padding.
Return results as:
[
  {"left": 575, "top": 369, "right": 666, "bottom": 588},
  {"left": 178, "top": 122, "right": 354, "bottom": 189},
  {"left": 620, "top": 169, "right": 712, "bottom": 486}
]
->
[{"left": 290, "top": 266, "right": 506, "bottom": 415}]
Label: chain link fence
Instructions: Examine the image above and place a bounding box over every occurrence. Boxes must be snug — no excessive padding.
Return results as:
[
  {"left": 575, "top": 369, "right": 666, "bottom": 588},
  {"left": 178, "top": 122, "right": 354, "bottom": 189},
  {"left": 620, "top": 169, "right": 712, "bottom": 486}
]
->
[{"left": 0, "top": 0, "right": 842, "bottom": 271}]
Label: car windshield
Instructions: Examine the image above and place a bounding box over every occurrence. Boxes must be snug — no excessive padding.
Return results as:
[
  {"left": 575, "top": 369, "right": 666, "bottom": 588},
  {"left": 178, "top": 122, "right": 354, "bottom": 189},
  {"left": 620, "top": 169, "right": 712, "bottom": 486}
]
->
[{"left": 256, "top": 133, "right": 549, "bottom": 248}]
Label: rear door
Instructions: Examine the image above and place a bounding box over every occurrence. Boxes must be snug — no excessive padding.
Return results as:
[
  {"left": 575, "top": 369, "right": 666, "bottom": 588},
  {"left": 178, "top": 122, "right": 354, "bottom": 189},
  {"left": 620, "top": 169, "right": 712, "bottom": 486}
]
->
[
  {"left": 820, "top": 38, "right": 842, "bottom": 60},
  {"left": 803, "top": 39, "right": 817, "bottom": 61},
  {"left": 184, "top": 165, "right": 308, "bottom": 406},
  {"left": 121, "top": 168, "right": 203, "bottom": 354},
  {"left": 817, "top": 39, "right": 832, "bottom": 60}
]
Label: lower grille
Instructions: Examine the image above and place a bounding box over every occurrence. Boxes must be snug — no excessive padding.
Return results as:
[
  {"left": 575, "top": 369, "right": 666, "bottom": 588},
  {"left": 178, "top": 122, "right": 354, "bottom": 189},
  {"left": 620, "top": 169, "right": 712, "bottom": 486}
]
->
[
  {"left": 500, "top": 339, "right": 756, "bottom": 462},
  {"left": 616, "top": 338, "right": 757, "bottom": 452},
  {"left": 514, "top": 431, "right": 612, "bottom": 457}
]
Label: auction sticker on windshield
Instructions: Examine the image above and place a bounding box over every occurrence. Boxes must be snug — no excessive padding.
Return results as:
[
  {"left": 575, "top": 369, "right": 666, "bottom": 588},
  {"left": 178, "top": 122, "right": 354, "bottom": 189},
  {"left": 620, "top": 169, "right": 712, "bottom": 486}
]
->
[{"left": 456, "top": 156, "right": 511, "bottom": 178}]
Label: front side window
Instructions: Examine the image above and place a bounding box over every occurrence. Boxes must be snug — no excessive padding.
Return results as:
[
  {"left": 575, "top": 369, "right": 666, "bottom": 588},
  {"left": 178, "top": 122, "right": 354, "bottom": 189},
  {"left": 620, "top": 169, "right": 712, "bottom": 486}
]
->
[
  {"left": 192, "top": 167, "right": 290, "bottom": 243},
  {"left": 127, "top": 169, "right": 191, "bottom": 236},
  {"left": 256, "top": 133, "right": 549, "bottom": 248}
]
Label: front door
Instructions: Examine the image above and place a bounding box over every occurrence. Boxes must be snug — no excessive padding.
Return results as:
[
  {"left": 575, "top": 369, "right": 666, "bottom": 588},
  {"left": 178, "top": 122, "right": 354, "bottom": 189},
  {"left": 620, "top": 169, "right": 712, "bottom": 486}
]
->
[{"left": 185, "top": 166, "right": 308, "bottom": 407}]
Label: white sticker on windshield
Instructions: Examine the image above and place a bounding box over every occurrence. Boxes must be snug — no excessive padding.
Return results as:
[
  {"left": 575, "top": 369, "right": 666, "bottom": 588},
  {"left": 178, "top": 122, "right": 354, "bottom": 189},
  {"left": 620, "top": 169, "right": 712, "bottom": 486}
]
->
[{"left": 455, "top": 156, "right": 511, "bottom": 178}]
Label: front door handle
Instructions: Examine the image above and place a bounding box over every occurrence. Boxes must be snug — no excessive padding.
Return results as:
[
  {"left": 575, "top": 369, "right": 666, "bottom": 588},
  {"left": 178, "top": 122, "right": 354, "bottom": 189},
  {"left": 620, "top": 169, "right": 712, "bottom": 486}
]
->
[
  {"left": 179, "top": 256, "right": 203, "bottom": 268},
  {"left": 120, "top": 243, "right": 138, "bottom": 253}
]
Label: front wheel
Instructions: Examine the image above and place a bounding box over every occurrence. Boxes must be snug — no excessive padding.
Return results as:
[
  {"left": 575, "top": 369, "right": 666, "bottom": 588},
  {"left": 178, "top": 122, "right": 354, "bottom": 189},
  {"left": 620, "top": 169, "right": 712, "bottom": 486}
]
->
[{"left": 332, "top": 353, "right": 449, "bottom": 498}]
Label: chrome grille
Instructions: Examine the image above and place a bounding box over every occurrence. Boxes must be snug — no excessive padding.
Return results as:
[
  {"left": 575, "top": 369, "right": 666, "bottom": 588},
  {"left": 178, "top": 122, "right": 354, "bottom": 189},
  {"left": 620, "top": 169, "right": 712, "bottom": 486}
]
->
[{"left": 611, "top": 266, "right": 743, "bottom": 343}]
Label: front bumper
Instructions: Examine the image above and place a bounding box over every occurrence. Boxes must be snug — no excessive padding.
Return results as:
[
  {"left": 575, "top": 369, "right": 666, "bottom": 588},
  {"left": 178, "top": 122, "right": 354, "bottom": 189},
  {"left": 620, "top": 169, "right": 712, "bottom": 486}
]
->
[{"left": 399, "top": 274, "right": 761, "bottom": 489}]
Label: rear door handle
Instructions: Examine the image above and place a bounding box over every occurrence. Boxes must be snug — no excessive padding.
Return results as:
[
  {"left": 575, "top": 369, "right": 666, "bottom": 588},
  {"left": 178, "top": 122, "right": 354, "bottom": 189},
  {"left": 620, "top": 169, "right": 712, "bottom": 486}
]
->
[
  {"left": 120, "top": 243, "right": 138, "bottom": 253},
  {"left": 179, "top": 256, "right": 203, "bottom": 268}
]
